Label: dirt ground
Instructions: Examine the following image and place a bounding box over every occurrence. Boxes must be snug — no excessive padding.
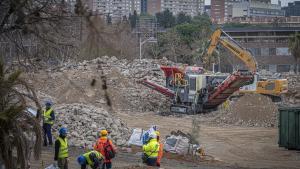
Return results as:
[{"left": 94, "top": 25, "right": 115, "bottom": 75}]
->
[
  {"left": 118, "top": 112, "right": 300, "bottom": 169},
  {"left": 31, "top": 111, "right": 300, "bottom": 169},
  {"left": 26, "top": 58, "right": 300, "bottom": 169}
]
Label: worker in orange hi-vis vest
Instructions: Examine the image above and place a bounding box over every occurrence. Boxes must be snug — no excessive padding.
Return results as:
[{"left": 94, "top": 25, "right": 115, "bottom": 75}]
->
[
  {"left": 93, "top": 130, "right": 116, "bottom": 169},
  {"left": 155, "top": 131, "right": 164, "bottom": 167}
]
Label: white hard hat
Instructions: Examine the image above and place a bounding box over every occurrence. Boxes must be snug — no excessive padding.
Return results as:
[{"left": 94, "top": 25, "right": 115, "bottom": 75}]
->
[{"left": 149, "top": 132, "right": 157, "bottom": 139}]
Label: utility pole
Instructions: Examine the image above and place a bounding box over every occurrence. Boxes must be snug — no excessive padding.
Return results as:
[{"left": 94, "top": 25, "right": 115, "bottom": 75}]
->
[
  {"left": 139, "top": 36, "right": 157, "bottom": 60},
  {"left": 134, "top": 16, "right": 163, "bottom": 61}
]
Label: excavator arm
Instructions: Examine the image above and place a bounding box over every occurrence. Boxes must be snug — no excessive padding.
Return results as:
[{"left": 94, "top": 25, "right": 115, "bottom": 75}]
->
[{"left": 206, "top": 29, "right": 257, "bottom": 73}]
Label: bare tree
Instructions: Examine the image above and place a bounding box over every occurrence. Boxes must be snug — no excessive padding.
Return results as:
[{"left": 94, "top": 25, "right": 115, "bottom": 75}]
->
[
  {"left": 288, "top": 33, "right": 300, "bottom": 74},
  {"left": 0, "top": 0, "right": 80, "bottom": 68}
]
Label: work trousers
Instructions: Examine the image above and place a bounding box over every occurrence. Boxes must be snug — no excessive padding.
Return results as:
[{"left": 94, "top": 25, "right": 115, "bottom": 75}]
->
[
  {"left": 43, "top": 123, "right": 53, "bottom": 145},
  {"left": 102, "top": 162, "right": 112, "bottom": 169},
  {"left": 58, "top": 158, "right": 68, "bottom": 169},
  {"left": 146, "top": 157, "right": 157, "bottom": 166}
]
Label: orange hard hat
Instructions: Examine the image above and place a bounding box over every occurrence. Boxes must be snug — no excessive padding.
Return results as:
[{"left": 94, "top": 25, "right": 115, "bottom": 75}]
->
[{"left": 100, "top": 129, "right": 108, "bottom": 136}]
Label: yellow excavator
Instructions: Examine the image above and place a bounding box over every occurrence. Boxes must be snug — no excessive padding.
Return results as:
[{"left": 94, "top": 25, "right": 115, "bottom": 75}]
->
[{"left": 206, "top": 28, "right": 288, "bottom": 102}]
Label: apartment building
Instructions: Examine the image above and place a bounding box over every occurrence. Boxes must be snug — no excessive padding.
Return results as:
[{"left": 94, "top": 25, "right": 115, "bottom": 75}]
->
[
  {"left": 212, "top": 0, "right": 285, "bottom": 24},
  {"left": 283, "top": 1, "right": 300, "bottom": 16},
  {"left": 230, "top": 0, "right": 284, "bottom": 18},
  {"left": 227, "top": 16, "right": 300, "bottom": 27},
  {"left": 161, "top": 0, "right": 205, "bottom": 17},
  {"left": 211, "top": 0, "right": 226, "bottom": 23},
  {"left": 128, "top": 0, "right": 141, "bottom": 14},
  {"left": 141, "top": 0, "right": 147, "bottom": 13},
  {"left": 66, "top": 0, "right": 141, "bottom": 21},
  {"left": 223, "top": 27, "right": 300, "bottom": 73},
  {"left": 147, "top": 0, "right": 161, "bottom": 15},
  {"left": 204, "top": 5, "right": 211, "bottom": 16}
]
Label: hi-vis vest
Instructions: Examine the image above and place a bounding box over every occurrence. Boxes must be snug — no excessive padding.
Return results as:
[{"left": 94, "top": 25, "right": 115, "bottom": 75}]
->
[
  {"left": 43, "top": 108, "right": 54, "bottom": 124},
  {"left": 58, "top": 137, "right": 68, "bottom": 158},
  {"left": 143, "top": 138, "right": 159, "bottom": 158},
  {"left": 57, "top": 137, "right": 69, "bottom": 158},
  {"left": 83, "top": 151, "right": 102, "bottom": 166}
]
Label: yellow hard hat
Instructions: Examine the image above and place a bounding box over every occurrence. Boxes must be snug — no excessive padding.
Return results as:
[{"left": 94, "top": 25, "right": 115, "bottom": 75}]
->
[
  {"left": 100, "top": 130, "right": 108, "bottom": 136},
  {"left": 155, "top": 131, "right": 160, "bottom": 136}
]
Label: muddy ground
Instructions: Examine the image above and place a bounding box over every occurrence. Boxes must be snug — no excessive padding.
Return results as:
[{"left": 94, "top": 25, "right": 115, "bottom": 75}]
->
[{"left": 30, "top": 111, "right": 300, "bottom": 169}]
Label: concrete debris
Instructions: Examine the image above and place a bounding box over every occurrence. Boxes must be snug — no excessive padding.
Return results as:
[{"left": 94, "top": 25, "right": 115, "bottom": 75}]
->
[
  {"left": 27, "top": 56, "right": 300, "bottom": 130},
  {"left": 53, "top": 103, "right": 131, "bottom": 146},
  {"left": 165, "top": 130, "right": 202, "bottom": 155},
  {"left": 212, "top": 94, "right": 278, "bottom": 127},
  {"left": 282, "top": 75, "right": 300, "bottom": 106},
  {"left": 29, "top": 56, "right": 174, "bottom": 112}
]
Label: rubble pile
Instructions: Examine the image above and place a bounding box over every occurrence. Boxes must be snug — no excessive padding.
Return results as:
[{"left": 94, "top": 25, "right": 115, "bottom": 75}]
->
[
  {"left": 30, "top": 56, "right": 175, "bottom": 112},
  {"left": 258, "top": 70, "right": 300, "bottom": 105},
  {"left": 213, "top": 94, "right": 278, "bottom": 127},
  {"left": 282, "top": 75, "right": 300, "bottom": 105},
  {"left": 53, "top": 103, "right": 131, "bottom": 146}
]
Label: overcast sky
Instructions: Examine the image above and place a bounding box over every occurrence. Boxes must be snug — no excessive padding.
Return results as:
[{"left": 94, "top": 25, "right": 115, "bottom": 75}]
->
[{"left": 204, "top": 0, "right": 295, "bottom": 7}]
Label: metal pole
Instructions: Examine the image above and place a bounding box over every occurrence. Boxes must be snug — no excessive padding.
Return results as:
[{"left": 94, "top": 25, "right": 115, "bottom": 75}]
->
[
  {"left": 218, "top": 56, "right": 221, "bottom": 72},
  {"left": 139, "top": 36, "right": 142, "bottom": 61},
  {"left": 80, "top": 16, "right": 83, "bottom": 41}
]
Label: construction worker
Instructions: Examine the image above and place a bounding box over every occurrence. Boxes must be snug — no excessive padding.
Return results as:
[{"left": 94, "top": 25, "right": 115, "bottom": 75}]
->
[
  {"left": 155, "top": 131, "right": 164, "bottom": 167},
  {"left": 94, "top": 129, "right": 116, "bottom": 169},
  {"left": 223, "top": 99, "right": 230, "bottom": 111},
  {"left": 142, "top": 132, "right": 159, "bottom": 166},
  {"left": 54, "top": 127, "right": 68, "bottom": 169},
  {"left": 77, "top": 150, "right": 104, "bottom": 169},
  {"left": 43, "top": 101, "right": 55, "bottom": 146}
]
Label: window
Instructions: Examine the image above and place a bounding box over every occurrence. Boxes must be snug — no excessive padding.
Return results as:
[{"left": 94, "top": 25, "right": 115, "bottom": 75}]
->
[
  {"left": 269, "top": 48, "right": 276, "bottom": 55},
  {"left": 277, "top": 65, "right": 291, "bottom": 72},
  {"left": 189, "top": 77, "right": 196, "bottom": 91},
  {"left": 251, "top": 48, "right": 261, "bottom": 56},
  {"left": 261, "top": 48, "right": 269, "bottom": 56},
  {"left": 276, "top": 48, "right": 290, "bottom": 55}
]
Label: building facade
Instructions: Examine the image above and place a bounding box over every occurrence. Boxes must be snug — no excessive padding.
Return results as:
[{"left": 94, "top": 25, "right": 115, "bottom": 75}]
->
[
  {"left": 147, "top": 0, "right": 161, "bottom": 15},
  {"left": 78, "top": 0, "right": 141, "bottom": 21},
  {"left": 283, "top": 1, "right": 300, "bottom": 16},
  {"left": 223, "top": 27, "right": 300, "bottom": 73},
  {"left": 161, "top": 0, "right": 205, "bottom": 17},
  {"left": 204, "top": 5, "right": 211, "bottom": 16},
  {"left": 230, "top": 0, "right": 284, "bottom": 18},
  {"left": 227, "top": 16, "right": 300, "bottom": 27},
  {"left": 212, "top": 0, "right": 285, "bottom": 24},
  {"left": 141, "top": 0, "right": 147, "bottom": 14},
  {"left": 129, "top": 0, "right": 141, "bottom": 15},
  {"left": 211, "top": 0, "right": 225, "bottom": 23},
  {"left": 210, "top": 0, "right": 242, "bottom": 24}
]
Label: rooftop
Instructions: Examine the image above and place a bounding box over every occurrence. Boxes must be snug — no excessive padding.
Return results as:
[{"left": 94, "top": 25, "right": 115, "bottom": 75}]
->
[{"left": 223, "top": 27, "right": 300, "bottom": 32}]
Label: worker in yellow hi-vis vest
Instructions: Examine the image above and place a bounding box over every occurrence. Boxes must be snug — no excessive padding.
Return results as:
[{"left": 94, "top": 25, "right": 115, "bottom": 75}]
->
[
  {"left": 43, "top": 101, "right": 55, "bottom": 146},
  {"left": 77, "top": 151, "right": 104, "bottom": 169},
  {"left": 54, "top": 128, "right": 69, "bottom": 169},
  {"left": 223, "top": 99, "right": 230, "bottom": 111}
]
